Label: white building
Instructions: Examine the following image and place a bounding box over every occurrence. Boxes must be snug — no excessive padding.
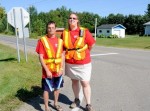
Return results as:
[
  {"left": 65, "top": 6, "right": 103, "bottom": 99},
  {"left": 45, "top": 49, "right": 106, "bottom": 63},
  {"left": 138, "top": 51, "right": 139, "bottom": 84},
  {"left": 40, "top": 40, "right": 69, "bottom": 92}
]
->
[
  {"left": 143, "top": 21, "right": 150, "bottom": 35},
  {"left": 97, "top": 24, "right": 126, "bottom": 38}
]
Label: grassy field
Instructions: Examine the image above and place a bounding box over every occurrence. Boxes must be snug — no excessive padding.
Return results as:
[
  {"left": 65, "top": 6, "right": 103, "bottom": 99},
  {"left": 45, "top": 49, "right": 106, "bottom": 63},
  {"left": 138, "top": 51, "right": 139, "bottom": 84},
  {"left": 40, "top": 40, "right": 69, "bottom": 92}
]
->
[
  {"left": 96, "top": 35, "right": 150, "bottom": 50},
  {"left": 0, "top": 44, "right": 42, "bottom": 111}
]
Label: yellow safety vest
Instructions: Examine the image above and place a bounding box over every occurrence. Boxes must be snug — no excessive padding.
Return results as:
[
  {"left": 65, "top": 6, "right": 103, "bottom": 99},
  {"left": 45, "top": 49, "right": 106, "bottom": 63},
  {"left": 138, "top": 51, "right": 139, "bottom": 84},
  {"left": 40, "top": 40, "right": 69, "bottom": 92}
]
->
[
  {"left": 40, "top": 36, "right": 63, "bottom": 73},
  {"left": 63, "top": 27, "right": 88, "bottom": 60}
]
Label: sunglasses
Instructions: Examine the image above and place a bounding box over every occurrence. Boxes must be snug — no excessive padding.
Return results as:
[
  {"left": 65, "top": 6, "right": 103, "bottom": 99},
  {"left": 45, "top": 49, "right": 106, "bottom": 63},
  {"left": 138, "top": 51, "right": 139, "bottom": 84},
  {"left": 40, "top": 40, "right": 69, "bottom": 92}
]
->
[{"left": 69, "top": 17, "right": 77, "bottom": 20}]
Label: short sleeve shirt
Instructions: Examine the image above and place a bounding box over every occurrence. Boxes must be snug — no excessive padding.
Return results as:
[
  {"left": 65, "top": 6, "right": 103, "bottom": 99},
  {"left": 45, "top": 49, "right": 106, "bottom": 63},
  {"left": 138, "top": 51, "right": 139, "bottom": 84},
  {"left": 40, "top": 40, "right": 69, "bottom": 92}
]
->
[
  {"left": 61, "top": 27, "right": 95, "bottom": 64},
  {"left": 36, "top": 36, "right": 62, "bottom": 78}
]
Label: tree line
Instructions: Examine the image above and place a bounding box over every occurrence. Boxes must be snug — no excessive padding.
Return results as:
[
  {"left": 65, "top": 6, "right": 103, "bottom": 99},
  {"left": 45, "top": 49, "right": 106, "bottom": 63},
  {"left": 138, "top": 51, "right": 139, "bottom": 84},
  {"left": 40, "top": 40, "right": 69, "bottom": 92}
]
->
[{"left": 0, "top": 4, "right": 150, "bottom": 38}]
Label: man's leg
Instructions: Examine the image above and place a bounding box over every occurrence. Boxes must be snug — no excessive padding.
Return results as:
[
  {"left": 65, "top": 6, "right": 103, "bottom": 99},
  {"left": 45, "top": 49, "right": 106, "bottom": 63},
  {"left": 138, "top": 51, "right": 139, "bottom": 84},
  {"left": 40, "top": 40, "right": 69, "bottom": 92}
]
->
[
  {"left": 43, "top": 90, "right": 50, "bottom": 111},
  {"left": 54, "top": 89, "right": 63, "bottom": 111},
  {"left": 54, "top": 89, "right": 60, "bottom": 106}
]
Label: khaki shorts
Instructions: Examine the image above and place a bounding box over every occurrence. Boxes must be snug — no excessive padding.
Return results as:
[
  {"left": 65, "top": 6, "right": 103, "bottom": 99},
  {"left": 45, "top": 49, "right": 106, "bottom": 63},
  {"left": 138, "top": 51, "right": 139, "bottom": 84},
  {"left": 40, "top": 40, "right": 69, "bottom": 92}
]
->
[{"left": 65, "top": 63, "right": 92, "bottom": 81}]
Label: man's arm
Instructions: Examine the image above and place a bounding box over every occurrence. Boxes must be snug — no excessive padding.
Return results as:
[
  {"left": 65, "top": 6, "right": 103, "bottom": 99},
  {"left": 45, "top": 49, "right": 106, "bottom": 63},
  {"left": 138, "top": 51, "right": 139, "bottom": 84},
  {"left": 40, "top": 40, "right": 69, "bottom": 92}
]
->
[
  {"left": 88, "top": 44, "right": 95, "bottom": 51},
  {"left": 58, "top": 53, "right": 64, "bottom": 75},
  {"left": 39, "top": 54, "right": 52, "bottom": 78}
]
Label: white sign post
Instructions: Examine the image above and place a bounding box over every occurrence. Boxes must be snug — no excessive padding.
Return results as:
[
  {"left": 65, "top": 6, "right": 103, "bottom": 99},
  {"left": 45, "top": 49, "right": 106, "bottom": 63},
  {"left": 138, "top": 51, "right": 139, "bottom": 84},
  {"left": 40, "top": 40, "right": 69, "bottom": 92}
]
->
[{"left": 7, "top": 7, "right": 29, "bottom": 62}]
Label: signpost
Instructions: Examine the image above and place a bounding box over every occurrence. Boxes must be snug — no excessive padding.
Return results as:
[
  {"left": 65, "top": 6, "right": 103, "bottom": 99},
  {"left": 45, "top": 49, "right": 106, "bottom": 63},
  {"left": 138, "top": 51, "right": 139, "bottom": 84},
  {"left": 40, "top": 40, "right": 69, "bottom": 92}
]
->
[{"left": 7, "top": 7, "right": 29, "bottom": 62}]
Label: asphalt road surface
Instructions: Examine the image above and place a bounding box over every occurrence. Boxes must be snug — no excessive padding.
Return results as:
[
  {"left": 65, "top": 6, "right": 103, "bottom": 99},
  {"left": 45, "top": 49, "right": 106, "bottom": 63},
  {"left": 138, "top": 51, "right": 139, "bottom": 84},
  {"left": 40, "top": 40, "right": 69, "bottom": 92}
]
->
[{"left": 0, "top": 35, "right": 150, "bottom": 111}]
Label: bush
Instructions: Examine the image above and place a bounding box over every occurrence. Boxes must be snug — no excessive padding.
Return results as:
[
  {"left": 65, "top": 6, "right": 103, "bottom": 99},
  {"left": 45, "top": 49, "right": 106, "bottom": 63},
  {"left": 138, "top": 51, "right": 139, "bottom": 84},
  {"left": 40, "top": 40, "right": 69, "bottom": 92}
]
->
[
  {"left": 108, "top": 34, "right": 118, "bottom": 38},
  {"left": 4, "top": 30, "right": 14, "bottom": 35},
  {"left": 30, "top": 32, "right": 39, "bottom": 39},
  {"left": 97, "top": 34, "right": 106, "bottom": 38},
  {"left": 0, "top": 22, "right": 5, "bottom": 32},
  {"left": 97, "top": 34, "right": 118, "bottom": 38},
  {"left": 144, "top": 34, "right": 150, "bottom": 37},
  {"left": 139, "top": 32, "right": 144, "bottom": 36}
]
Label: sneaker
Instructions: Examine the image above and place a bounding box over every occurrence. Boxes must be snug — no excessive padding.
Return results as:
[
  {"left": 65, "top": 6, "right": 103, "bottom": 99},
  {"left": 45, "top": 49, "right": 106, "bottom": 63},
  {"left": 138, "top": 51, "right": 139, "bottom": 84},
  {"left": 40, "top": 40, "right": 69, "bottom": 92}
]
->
[
  {"left": 70, "top": 98, "right": 80, "bottom": 109},
  {"left": 85, "top": 104, "right": 94, "bottom": 111}
]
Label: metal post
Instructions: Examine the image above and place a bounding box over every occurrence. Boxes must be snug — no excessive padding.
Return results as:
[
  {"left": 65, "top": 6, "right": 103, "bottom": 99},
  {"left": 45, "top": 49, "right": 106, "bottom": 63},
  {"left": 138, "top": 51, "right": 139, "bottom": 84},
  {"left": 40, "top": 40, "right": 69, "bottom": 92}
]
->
[
  {"left": 29, "top": 7, "right": 31, "bottom": 34},
  {"left": 21, "top": 8, "right": 28, "bottom": 62},
  {"left": 94, "top": 18, "right": 97, "bottom": 40},
  {"left": 13, "top": 9, "right": 20, "bottom": 63},
  {"left": 29, "top": 16, "right": 31, "bottom": 34},
  {"left": 7, "top": 20, "right": 8, "bottom": 32}
]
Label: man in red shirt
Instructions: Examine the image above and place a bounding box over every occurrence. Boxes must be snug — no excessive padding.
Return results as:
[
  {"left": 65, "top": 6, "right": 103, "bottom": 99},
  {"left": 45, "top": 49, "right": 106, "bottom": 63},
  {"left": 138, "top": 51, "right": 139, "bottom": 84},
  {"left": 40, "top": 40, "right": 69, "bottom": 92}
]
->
[
  {"left": 61, "top": 13, "right": 95, "bottom": 111},
  {"left": 36, "top": 21, "right": 63, "bottom": 111}
]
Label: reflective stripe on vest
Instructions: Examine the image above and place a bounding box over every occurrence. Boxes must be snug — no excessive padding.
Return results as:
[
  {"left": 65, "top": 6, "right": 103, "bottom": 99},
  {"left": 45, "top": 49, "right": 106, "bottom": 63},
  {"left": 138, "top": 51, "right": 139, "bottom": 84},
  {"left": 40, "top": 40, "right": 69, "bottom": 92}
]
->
[
  {"left": 41, "top": 36, "right": 63, "bottom": 73},
  {"left": 63, "top": 27, "right": 88, "bottom": 60}
]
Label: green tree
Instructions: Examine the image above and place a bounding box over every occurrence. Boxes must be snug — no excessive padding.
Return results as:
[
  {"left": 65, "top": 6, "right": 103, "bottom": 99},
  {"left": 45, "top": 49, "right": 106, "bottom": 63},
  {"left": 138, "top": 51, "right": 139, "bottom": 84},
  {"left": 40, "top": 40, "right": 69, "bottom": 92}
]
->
[
  {"left": 79, "top": 12, "right": 98, "bottom": 32},
  {"left": 33, "top": 19, "right": 45, "bottom": 36},
  {"left": 56, "top": 6, "right": 71, "bottom": 28},
  {"left": 38, "top": 12, "right": 49, "bottom": 24},
  {"left": 0, "top": 6, "right": 5, "bottom": 19},
  {"left": 107, "top": 13, "right": 116, "bottom": 24},
  {"left": 107, "top": 13, "right": 125, "bottom": 24},
  {"left": 93, "top": 14, "right": 101, "bottom": 28},
  {"left": 47, "top": 10, "right": 63, "bottom": 27},
  {"left": 124, "top": 14, "right": 143, "bottom": 34},
  {"left": 27, "top": 5, "right": 38, "bottom": 33},
  {"left": 100, "top": 17, "right": 108, "bottom": 25},
  {"left": 145, "top": 4, "right": 150, "bottom": 19},
  {"left": 0, "top": 6, "right": 6, "bottom": 32}
]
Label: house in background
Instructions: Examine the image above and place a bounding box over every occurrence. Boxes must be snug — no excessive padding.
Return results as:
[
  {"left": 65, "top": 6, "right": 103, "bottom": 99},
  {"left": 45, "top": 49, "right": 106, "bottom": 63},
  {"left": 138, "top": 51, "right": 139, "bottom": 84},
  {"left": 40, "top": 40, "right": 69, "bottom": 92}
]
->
[
  {"left": 143, "top": 21, "right": 150, "bottom": 35},
  {"left": 97, "top": 24, "right": 126, "bottom": 38},
  {"left": 56, "top": 28, "right": 64, "bottom": 37}
]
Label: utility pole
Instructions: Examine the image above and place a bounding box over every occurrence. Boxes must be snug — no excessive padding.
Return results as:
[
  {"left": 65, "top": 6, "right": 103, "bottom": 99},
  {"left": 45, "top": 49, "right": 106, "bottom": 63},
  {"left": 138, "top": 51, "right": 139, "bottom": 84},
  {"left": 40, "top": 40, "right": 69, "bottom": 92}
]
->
[
  {"left": 94, "top": 18, "right": 97, "bottom": 40},
  {"left": 6, "top": 20, "right": 8, "bottom": 31}
]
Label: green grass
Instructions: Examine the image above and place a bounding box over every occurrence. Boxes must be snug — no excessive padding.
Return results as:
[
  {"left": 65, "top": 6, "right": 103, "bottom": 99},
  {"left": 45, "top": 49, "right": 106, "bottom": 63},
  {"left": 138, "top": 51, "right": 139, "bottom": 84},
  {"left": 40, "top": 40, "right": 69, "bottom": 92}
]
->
[
  {"left": 96, "top": 35, "right": 150, "bottom": 50},
  {"left": 0, "top": 44, "right": 42, "bottom": 111}
]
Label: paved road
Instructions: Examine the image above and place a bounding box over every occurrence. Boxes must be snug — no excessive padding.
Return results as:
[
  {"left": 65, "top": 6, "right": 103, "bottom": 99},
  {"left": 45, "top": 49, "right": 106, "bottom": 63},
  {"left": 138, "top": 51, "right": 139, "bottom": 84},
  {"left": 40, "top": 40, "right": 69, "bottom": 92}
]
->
[{"left": 1, "top": 35, "right": 150, "bottom": 111}]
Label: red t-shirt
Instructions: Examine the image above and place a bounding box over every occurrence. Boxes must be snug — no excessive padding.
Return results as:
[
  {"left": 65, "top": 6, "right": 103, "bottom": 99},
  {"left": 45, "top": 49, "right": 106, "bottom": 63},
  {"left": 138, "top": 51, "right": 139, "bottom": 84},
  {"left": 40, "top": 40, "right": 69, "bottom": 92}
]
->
[
  {"left": 61, "top": 27, "right": 95, "bottom": 64},
  {"left": 36, "top": 36, "right": 62, "bottom": 78}
]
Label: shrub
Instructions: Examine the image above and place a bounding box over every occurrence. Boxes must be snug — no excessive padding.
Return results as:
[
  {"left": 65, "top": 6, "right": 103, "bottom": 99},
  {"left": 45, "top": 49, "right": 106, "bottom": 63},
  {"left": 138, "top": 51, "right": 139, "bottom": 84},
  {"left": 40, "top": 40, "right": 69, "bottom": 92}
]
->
[
  {"left": 30, "top": 32, "right": 38, "bottom": 39},
  {"left": 97, "top": 34, "right": 106, "bottom": 38},
  {"left": 139, "top": 32, "right": 144, "bottom": 36},
  {"left": 108, "top": 34, "right": 118, "bottom": 38},
  {"left": 4, "top": 30, "right": 14, "bottom": 35}
]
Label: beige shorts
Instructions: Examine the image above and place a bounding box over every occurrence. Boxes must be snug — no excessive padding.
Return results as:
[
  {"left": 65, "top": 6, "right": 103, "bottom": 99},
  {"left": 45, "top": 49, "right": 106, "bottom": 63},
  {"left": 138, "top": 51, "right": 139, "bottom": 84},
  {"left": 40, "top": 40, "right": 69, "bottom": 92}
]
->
[{"left": 65, "top": 63, "right": 92, "bottom": 81}]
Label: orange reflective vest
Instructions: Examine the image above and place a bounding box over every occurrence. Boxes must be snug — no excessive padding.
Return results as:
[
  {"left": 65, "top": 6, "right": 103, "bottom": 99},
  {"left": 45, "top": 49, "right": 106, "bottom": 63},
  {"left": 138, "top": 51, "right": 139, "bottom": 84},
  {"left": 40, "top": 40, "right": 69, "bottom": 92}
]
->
[
  {"left": 40, "top": 36, "right": 63, "bottom": 73},
  {"left": 63, "top": 27, "right": 88, "bottom": 60}
]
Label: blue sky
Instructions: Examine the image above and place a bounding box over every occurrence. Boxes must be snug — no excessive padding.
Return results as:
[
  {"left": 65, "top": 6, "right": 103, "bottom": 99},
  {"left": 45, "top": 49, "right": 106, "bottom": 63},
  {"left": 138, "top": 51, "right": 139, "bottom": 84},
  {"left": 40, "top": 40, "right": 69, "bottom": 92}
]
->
[{"left": 1, "top": 0, "right": 150, "bottom": 17}]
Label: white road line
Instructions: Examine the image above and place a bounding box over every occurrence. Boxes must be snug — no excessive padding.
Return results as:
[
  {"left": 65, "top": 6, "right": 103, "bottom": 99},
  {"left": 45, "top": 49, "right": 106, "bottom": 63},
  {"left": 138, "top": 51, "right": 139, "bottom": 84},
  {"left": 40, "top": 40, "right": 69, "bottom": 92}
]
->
[
  {"left": 91, "top": 53, "right": 119, "bottom": 56},
  {"left": 71, "top": 87, "right": 83, "bottom": 111}
]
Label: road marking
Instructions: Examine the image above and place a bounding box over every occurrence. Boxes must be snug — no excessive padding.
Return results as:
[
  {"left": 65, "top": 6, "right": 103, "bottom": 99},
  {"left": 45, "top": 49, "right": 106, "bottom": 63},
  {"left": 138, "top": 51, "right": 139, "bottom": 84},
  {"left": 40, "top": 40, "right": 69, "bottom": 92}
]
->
[
  {"left": 71, "top": 87, "right": 83, "bottom": 111},
  {"left": 91, "top": 53, "right": 119, "bottom": 56}
]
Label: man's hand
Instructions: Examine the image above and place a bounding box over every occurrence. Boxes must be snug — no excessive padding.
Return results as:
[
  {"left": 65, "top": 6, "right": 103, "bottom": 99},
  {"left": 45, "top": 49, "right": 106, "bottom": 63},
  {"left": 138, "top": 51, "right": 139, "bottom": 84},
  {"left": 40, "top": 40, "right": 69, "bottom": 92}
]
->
[
  {"left": 57, "top": 68, "right": 63, "bottom": 76},
  {"left": 46, "top": 70, "right": 52, "bottom": 79}
]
